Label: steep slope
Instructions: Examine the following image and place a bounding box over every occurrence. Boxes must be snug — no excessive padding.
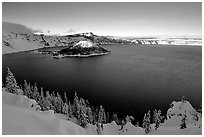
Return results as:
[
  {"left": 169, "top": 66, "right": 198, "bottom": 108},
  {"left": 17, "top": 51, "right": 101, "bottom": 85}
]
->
[{"left": 2, "top": 90, "right": 86, "bottom": 135}]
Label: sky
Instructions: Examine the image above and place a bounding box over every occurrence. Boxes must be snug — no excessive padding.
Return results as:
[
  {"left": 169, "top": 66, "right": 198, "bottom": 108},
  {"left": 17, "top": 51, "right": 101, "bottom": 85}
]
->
[{"left": 2, "top": 2, "right": 202, "bottom": 36}]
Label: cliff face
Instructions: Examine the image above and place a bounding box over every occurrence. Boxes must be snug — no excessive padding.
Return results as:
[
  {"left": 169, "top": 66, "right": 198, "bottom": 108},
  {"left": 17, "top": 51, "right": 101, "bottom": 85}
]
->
[
  {"left": 2, "top": 31, "right": 201, "bottom": 54},
  {"left": 2, "top": 32, "right": 131, "bottom": 54}
]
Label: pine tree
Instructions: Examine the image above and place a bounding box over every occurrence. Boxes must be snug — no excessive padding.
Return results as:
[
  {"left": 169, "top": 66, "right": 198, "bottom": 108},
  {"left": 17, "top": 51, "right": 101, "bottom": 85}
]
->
[
  {"left": 78, "top": 98, "right": 88, "bottom": 128},
  {"left": 68, "top": 101, "right": 73, "bottom": 116},
  {"left": 143, "top": 110, "right": 151, "bottom": 133},
  {"left": 38, "top": 91, "right": 52, "bottom": 111},
  {"left": 62, "top": 103, "right": 69, "bottom": 114},
  {"left": 153, "top": 109, "right": 163, "bottom": 130},
  {"left": 33, "top": 83, "right": 40, "bottom": 102},
  {"left": 180, "top": 111, "right": 187, "bottom": 129},
  {"left": 87, "top": 107, "right": 93, "bottom": 124},
  {"left": 98, "top": 105, "right": 106, "bottom": 127},
  {"left": 73, "top": 91, "right": 80, "bottom": 119},
  {"left": 53, "top": 92, "right": 64, "bottom": 113},
  {"left": 40, "top": 87, "right": 44, "bottom": 100},
  {"left": 23, "top": 80, "right": 30, "bottom": 97},
  {"left": 64, "top": 92, "right": 68, "bottom": 104},
  {"left": 5, "top": 67, "right": 18, "bottom": 94}
]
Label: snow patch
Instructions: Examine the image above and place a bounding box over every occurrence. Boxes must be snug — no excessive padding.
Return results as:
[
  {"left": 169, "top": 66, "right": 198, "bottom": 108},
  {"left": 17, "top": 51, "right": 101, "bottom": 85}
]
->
[{"left": 74, "top": 41, "right": 96, "bottom": 48}]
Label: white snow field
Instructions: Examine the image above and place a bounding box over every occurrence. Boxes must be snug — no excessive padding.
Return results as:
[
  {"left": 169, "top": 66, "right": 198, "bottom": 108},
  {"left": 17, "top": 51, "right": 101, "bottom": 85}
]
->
[
  {"left": 74, "top": 40, "right": 97, "bottom": 48},
  {"left": 2, "top": 89, "right": 85, "bottom": 135},
  {"left": 2, "top": 88, "right": 202, "bottom": 135}
]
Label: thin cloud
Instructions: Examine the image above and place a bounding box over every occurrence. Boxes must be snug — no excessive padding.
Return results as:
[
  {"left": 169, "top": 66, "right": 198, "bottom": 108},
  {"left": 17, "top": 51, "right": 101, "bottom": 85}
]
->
[{"left": 2, "top": 21, "right": 42, "bottom": 34}]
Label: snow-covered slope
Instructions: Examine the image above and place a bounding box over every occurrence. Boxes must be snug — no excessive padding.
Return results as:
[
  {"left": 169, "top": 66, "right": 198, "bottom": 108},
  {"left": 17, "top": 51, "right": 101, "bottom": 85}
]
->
[
  {"left": 2, "top": 88, "right": 202, "bottom": 135},
  {"left": 2, "top": 33, "right": 42, "bottom": 54},
  {"left": 74, "top": 41, "right": 96, "bottom": 48},
  {"left": 119, "top": 122, "right": 145, "bottom": 135},
  {"left": 2, "top": 90, "right": 86, "bottom": 135}
]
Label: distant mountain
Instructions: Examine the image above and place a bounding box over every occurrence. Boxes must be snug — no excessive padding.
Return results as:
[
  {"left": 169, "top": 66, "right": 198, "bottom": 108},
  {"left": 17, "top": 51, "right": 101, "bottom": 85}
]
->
[{"left": 2, "top": 22, "right": 202, "bottom": 55}]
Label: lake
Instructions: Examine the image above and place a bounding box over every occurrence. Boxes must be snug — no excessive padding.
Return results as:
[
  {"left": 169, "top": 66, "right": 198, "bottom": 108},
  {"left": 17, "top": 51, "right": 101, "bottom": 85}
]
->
[{"left": 2, "top": 44, "right": 202, "bottom": 124}]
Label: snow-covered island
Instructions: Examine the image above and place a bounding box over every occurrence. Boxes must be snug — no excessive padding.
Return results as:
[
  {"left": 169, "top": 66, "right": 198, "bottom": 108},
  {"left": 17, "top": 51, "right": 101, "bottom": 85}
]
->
[
  {"left": 52, "top": 41, "right": 110, "bottom": 58},
  {"left": 2, "top": 68, "right": 202, "bottom": 135}
]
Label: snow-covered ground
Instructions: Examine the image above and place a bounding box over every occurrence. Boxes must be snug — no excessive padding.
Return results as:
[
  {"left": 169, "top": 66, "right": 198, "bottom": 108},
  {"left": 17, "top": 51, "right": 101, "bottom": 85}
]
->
[
  {"left": 74, "top": 40, "right": 96, "bottom": 48},
  {"left": 2, "top": 89, "right": 85, "bottom": 135},
  {"left": 2, "top": 88, "right": 202, "bottom": 135}
]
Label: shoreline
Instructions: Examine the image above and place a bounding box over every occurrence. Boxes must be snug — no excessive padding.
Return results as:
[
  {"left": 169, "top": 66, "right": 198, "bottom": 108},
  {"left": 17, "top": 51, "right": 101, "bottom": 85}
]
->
[{"left": 52, "top": 52, "right": 110, "bottom": 58}]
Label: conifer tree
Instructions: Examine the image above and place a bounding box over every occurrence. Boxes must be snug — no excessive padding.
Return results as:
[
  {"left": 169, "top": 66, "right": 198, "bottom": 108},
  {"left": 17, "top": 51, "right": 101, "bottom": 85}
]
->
[
  {"left": 68, "top": 101, "right": 73, "bottom": 116},
  {"left": 64, "top": 92, "right": 68, "bottom": 104},
  {"left": 98, "top": 105, "right": 106, "bottom": 124},
  {"left": 53, "top": 92, "right": 64, "bottom": 113},
  {"left": 86, "top": 107, "right": 93, "bottom": 124},
  {"left": 143, "top": 110, "right": 151, "bottom": 133},
  {"left": 38, "top": 91, "right": 52, "bottom": 111},
  {"left": 78, "top": 98, "right": 88, "bottom": 128},
  {"left": 153, "top": 109, "right": 163, "bottom": 130},
  {"left": 40, "top": 87, "right": 44, "bottom": 100},
  {"left": 6, "top": 67, "right": 18, "bottom": 94},
  {"left": 23, "top": 80, "right": 30, "bottom": 97},
  {"left": 62, "top": 103, "right": 69, "bottom": 114},
  {"left": 73, "top": 91, "right": 80, "bottom": 119},
  {"left": 33, "top": 83, "right": 40, "bottom": 102}
]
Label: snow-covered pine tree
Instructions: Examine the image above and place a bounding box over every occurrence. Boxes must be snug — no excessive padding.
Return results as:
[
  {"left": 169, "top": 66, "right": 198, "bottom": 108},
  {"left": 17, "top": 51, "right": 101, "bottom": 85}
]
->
[
  {"left": 78, "top": 98, "right": 88, "bottom": 128},
  {"left": 143, "top": 110, "right": 151, "bottom": 133},
  {"left": 33, "top": 83, "right": 40, "bottom": 102},
  {"left": 38, "top": 91, "right": 52, "bottom": 111},
  {"left": 64, "top": 92, "right": 68, "bottom": 104},
  {"left": 98, "top": 105, "right": 106, "bottom": 124},
  {"left": 23, "top": 80, "right": 30, "bottom": 97},
  {"left": 180, "top": 111, "right": 187, "bottom": 129},
  {"left": 87, "top": 107, "right": 93, "bottom": 124},
  {"left": 6, "top": 67, "right": 18, "bottom": 94},
  {"left": 73, "top": 91, "right": 80, "bottom": 119},
  {"left": 40, "top": 87, "right": 44, "bottom": 100},
  {"left": 55, "top": 92, "right": 64, "bottom": 113},
  {"left": 153, "top": 109, "right": 162, "bottom": 130},
  {"left": 68, "top": 101, "right": 73, "bottom": 116},
  {"left": 62, "top": 103, "right": 69, "bottom": 114}
]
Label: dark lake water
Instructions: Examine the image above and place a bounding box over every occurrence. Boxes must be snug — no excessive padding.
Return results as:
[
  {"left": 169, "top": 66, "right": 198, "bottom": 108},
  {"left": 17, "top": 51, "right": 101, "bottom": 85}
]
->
[{"left": 2, "top": 44, "right": 202, "bottom": 124}]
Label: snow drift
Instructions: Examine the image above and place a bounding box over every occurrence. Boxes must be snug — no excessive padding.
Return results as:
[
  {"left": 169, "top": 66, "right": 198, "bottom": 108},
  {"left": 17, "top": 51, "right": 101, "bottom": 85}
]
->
[{"left": 2, "top": 90, "right": 86, "bottom": 135}]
